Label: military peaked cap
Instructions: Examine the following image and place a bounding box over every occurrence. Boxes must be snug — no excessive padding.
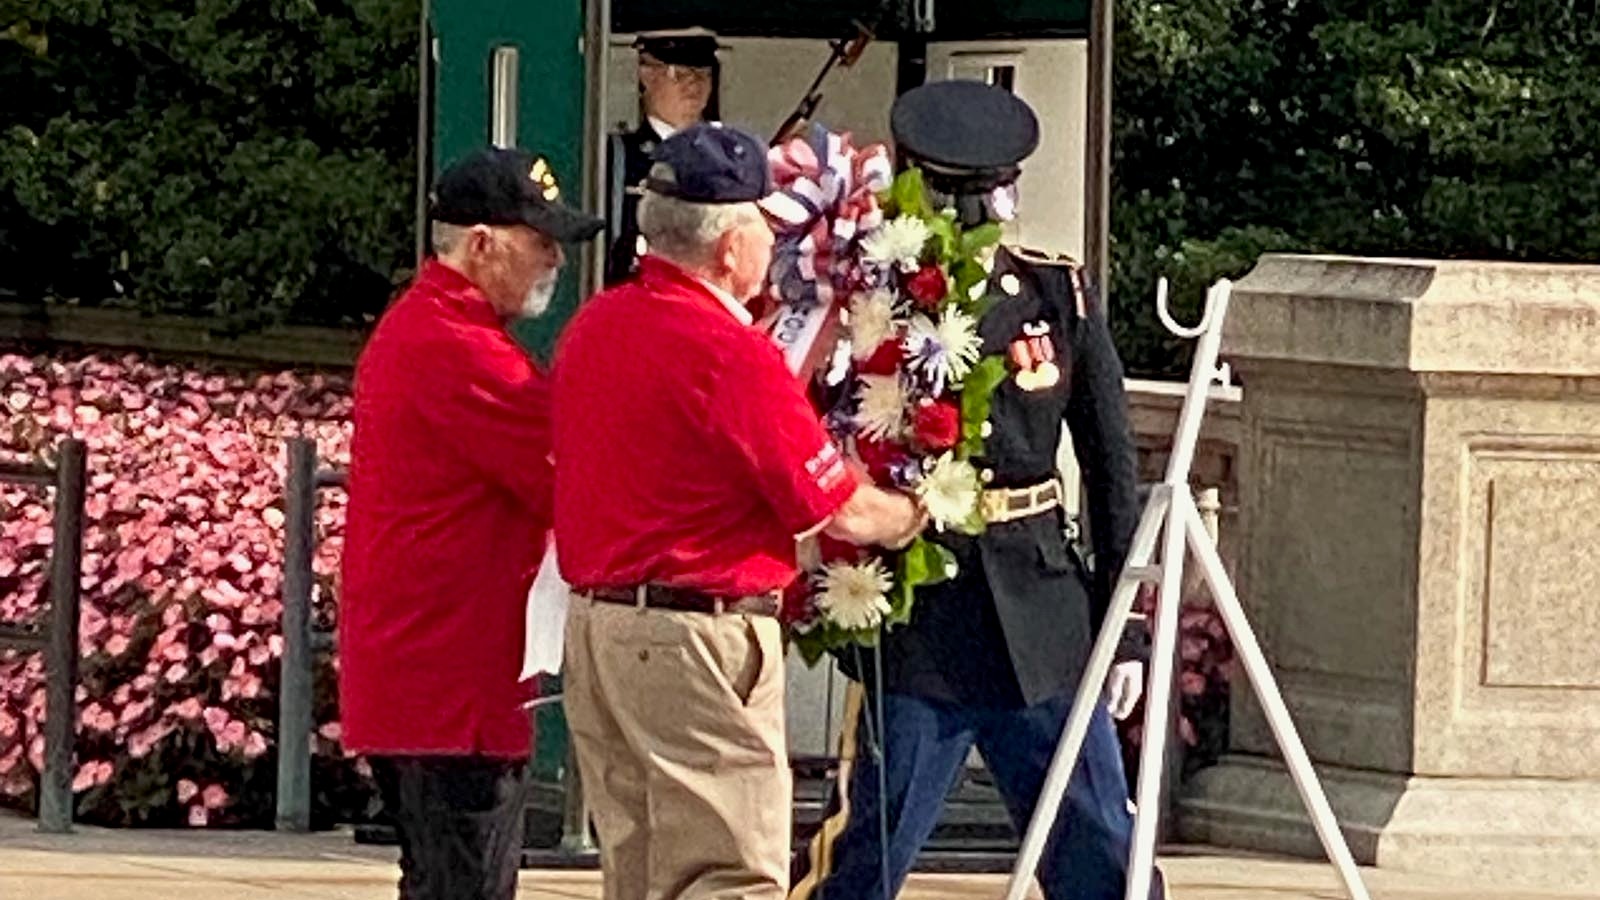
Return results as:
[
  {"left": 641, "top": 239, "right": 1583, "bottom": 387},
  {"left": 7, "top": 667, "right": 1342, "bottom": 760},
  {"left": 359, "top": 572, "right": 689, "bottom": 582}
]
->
[
  {"left": 634, "top": 28, "right": 722, "bottom": 68},
  {"left": 891, "top": 80, "right": 1041, "bottom": 180}
]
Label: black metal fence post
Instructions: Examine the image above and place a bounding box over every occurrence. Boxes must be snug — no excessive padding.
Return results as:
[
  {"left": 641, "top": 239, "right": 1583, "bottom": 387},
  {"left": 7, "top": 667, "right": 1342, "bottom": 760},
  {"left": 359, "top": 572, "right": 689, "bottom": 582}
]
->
[
  {"left": 276, "top": 437, "right": 317, "bottom": 832},
  {"left": 38, "top": 438, "right": 84, "bottom": 834}
]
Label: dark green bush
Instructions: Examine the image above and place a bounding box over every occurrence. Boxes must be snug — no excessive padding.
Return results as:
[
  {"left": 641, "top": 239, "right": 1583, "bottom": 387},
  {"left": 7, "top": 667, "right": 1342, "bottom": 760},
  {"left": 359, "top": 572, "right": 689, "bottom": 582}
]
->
[
  {"left": 0, "top": 0, "right": 419, "bottom": 333},
  {"left": 1111, "top": 0, "right": 1600, "bottom": 375}
]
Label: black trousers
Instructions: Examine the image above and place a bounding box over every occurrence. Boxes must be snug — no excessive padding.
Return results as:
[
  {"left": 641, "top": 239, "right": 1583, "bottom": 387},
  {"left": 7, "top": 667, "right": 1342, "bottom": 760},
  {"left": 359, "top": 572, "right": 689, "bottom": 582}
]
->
[{"left": 370, "top": 756, "right": 530, "bottom": 900}]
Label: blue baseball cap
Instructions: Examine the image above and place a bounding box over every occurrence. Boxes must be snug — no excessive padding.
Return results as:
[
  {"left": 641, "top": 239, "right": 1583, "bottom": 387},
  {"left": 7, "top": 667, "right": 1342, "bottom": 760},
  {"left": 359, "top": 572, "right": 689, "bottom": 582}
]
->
[{"left": 645, "top": 123, "right": 774, "bottom": 205}]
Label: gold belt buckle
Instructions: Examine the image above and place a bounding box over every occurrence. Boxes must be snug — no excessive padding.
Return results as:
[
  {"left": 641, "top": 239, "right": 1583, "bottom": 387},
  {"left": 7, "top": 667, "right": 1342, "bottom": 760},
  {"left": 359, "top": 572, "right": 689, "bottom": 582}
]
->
[{"left": 981, "top": 488, "right": 1009, "bottom": 524}]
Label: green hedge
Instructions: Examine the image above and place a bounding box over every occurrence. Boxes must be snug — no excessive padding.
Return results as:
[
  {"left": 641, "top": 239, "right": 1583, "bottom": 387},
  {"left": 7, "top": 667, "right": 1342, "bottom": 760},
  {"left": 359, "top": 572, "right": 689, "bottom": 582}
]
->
[
  {"left": 0, "top": 0, "right": 419, "bottom": 334},
  {"left": 1109, "top": 0, "right": 1600, "bottom": 375}
]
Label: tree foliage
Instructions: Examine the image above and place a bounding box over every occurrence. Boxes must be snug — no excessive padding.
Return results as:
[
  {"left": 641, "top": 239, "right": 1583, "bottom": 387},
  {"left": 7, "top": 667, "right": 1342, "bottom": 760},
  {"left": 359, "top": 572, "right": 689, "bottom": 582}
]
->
[
  {"left": 1111, "top": 0, "right": 1600, "bottom": 375},
  {"left": 0, "top": 0, "right": 419, "bottom": 333}
]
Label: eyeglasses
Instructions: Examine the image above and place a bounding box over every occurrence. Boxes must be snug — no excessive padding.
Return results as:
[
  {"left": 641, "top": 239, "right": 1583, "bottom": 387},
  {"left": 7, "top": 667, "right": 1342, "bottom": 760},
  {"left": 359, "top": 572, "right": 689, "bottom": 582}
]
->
[{"left": 640, "top": 60, "right": 712, "bottom": 84}]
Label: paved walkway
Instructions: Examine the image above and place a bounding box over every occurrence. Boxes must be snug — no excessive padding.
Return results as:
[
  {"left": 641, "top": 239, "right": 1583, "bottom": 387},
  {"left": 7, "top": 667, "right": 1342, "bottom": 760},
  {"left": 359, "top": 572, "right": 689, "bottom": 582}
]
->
[{"left": 0, "top": 812, "right": 1591, "bottom": 900}]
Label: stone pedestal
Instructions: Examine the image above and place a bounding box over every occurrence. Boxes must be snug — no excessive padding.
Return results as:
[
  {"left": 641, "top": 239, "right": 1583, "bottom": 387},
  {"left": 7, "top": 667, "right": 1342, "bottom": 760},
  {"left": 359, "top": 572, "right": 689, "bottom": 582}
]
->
[{"left": 1176, "top": 255, "right": 1600, "bottom": 890}]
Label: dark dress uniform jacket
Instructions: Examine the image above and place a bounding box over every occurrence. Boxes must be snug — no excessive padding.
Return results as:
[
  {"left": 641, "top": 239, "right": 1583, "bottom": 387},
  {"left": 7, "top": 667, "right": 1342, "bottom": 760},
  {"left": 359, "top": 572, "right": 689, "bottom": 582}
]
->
[
  {"left": 842, "top": 247, "right": 1143, "bottom": 709},
  {"left": 604, "top": 122, "right": 661, "bottom": 285}
]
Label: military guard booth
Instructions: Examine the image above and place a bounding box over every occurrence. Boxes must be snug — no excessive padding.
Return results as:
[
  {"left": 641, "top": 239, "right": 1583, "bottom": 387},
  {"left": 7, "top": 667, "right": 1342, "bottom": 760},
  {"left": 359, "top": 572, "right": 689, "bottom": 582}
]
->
[{"left": 417, "top": 0, "right": 1106, "bottom": 864}]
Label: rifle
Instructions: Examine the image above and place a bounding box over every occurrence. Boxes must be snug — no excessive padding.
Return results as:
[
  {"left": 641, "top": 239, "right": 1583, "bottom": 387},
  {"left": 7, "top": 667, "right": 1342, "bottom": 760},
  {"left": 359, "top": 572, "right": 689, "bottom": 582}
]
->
[{"left": 770, "top": 22, "right": 876, "bottom": 146}]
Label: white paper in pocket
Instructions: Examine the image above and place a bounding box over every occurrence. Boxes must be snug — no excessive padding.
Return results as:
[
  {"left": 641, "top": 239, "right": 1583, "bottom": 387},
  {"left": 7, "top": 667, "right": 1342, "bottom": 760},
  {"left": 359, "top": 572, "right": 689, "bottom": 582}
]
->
[{"left": 520, "top": 539, "right": 570, "bottom": 681}]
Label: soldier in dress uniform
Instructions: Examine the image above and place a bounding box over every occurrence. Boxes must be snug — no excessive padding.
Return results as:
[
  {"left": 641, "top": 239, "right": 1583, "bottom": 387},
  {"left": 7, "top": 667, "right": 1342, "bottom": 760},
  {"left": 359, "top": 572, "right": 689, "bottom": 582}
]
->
[
  {"left": 604, "top": 28, "right": 722, "bottom": 285},
  {"left": 790, "top": 80, "right": 1167, "bottom": 900}
]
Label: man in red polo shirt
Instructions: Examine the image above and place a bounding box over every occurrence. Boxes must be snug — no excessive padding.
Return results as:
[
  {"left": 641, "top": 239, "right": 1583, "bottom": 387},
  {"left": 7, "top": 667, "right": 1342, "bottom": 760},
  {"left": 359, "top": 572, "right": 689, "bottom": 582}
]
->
[
  {"left": 553, "top": 124, "right": 925, "bottom": 900},
  {"left": 340, "top": 147, "right": 602, "bottom": 900}
]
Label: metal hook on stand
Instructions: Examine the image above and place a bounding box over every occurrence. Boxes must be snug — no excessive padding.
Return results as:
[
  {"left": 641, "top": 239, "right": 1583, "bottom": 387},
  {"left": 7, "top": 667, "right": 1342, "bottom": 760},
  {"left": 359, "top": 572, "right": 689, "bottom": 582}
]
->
[
  {"left": 1155, "top": 276, "right": 1210, "bottom": 340},
  {"left": 1155, "top": 276, "right": 1233, "bottom": 389}
]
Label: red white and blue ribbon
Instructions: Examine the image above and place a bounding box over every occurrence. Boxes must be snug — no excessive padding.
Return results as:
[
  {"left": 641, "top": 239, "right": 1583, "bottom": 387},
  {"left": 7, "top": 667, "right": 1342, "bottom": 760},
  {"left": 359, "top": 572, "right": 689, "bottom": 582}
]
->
[{"left": 764, "top": 124, "right": 893, "bottom": 376}]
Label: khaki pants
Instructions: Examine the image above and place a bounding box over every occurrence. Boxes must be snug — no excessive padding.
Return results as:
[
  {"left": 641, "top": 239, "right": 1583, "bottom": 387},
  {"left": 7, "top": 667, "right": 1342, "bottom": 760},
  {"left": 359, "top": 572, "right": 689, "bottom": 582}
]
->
[{"left": 564, "top": 593, "right": 790, "bottom": 900}]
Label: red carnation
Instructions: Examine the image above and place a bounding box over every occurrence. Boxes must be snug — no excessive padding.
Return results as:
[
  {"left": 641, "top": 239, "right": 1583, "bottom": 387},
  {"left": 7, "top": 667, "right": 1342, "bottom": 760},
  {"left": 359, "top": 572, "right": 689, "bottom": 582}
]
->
[
  {"left": 905, "top": 265, "right": 948, "bottom": 310},
  {"left": 854, "top": 436, "right": 910, "bottom": 484},
  {"left": 911, "top": 398, "right": 961, "bottom": 452},
  {"left": 857, "top": 340, "right": 905, "bottom": 376}
]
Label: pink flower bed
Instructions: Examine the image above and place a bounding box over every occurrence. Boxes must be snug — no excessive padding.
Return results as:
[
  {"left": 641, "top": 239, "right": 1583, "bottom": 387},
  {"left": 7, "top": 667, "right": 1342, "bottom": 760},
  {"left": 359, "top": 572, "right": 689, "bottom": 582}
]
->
[
  {"left": 1117, "top": 582, "right": 1236, "bottom": 778},
  {"left": 0, "top": 349, "right": 373, "bottom": 827},
  {"left": 0, "top": 345, "right": 1236, "bottom": 823}
]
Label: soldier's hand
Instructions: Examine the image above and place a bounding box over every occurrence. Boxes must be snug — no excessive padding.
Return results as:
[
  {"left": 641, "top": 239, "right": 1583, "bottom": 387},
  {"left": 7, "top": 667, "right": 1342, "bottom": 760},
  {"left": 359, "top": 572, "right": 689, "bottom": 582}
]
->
[{"left": 1105, "top": 660, "right": 1144, "bottom": 721}]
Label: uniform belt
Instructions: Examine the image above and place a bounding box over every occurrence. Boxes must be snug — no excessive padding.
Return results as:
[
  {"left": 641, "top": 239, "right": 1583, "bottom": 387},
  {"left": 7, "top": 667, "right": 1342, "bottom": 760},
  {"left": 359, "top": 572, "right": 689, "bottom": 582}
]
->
[
  {"left": 588, "top": 585, "right": 780, "bottom": 617},
  {"left": 980, "top": 478, "right": 1064, "bottom": 524}
]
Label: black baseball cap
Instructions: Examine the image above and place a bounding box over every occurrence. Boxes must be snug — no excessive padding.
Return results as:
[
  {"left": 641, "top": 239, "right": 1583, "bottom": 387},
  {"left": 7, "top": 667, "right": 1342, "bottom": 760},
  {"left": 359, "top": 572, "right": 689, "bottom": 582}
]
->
[
  {"left": 430, "top": 148, "right": 605, "bottom": 243},
  {"left": 646, "top": 123, "right": 773, "bottom": 205},
  {"left": 891, "top": 80, "right": 1041, "bottom": 185}
]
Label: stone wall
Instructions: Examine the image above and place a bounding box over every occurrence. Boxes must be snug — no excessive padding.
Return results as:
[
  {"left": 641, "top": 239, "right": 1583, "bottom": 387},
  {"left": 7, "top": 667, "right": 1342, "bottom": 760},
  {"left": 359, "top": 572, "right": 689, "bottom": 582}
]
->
[
  {"left": 1178, "top": 254, "right": 1600, "bottom": 891},
  {"left": 1124, "top": 377, "right": 1242, "bottom": 576}
]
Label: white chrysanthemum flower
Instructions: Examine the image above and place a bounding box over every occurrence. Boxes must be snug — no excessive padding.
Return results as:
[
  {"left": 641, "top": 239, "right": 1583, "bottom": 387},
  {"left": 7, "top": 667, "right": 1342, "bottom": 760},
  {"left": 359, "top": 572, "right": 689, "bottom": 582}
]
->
[
  {"left": 903, "top": 307, "right": 983, "bottom": 394},
  {"left": 849, "top": 290, "right": 899, "bottom": 361},
  {"left": 860, "top": 216, "right": 931, "bottom": 271},
  {"left": 854, "top": 374, "right": 908, "bottom": 441},
  {"left": 917, "top": 453, "right": 982, "bottom": 530},
  {"left": 816, "top": 559, "right": 894, "bottom": 631}
]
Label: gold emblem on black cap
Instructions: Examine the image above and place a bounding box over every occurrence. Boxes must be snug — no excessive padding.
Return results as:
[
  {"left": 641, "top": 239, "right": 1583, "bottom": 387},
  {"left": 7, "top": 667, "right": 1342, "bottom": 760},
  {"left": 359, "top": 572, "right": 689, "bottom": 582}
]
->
[{"left": 529, "top": 158, "right": 560, "bottom": 201}]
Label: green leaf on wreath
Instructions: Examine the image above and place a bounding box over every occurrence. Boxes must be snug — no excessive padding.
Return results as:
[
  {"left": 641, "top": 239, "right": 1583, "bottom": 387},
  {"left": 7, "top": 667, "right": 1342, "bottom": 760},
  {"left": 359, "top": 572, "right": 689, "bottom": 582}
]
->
[
  {"left": 793, "top": 629, "right": 830, "bottom": 666},
  {"left": 951, "top": 257, "right": 990, "bottom": 310},
  {"left": 899, "top": 536, "right": 943, "bottom": 588},
  {"left": 889, "top": 537, "right": 957, "bottom": 626},
  {"left": 960, "top": 222, "right": 1005, "bottom": 256},
  {"left": 793, "top": 619, "right": 863, "bottom": 665},
  {"left": 889, "top": 167, "right": 930, "bottom": 220},
  {"left": 959, "top": 355, "right": 1010, "bottom": 457},
  {"left": 889, "top": 584, "right": 915, "bottom": 626},
  {"left": 926, "top": 214, "right": 958, "bottom": 264}
]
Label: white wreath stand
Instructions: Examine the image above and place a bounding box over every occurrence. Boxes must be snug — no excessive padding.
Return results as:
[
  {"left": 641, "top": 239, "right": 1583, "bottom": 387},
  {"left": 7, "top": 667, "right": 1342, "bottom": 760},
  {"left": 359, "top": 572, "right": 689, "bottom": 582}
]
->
[{"left": 1002, "top": 279, "right": 1373, "bottom": 900}]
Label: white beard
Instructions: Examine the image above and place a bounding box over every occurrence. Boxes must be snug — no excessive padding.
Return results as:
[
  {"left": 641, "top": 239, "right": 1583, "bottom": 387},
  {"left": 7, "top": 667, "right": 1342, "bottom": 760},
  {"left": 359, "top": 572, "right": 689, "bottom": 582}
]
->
[{"left": 518, "top": 272, "right": 558, "bottom": 318}]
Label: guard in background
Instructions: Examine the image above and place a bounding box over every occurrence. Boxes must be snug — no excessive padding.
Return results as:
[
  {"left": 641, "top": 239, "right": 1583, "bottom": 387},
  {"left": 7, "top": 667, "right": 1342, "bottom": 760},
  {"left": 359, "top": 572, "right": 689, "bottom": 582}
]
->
[
  {"left": 791, "top": 81, "right": 1167, "bottom": 900},
  {"left": 603, "top": 28, "right": 722, "bottom": 285}
]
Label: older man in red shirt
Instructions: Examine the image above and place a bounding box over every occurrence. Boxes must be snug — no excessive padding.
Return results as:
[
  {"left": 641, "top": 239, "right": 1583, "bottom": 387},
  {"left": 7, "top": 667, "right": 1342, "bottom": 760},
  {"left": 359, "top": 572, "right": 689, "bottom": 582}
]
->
[
  {"left": 554, "top": 124, "right": 925, "bottom": 900},
  {"left": 340, "top": 148, "right": 602, "bottom": 900}
]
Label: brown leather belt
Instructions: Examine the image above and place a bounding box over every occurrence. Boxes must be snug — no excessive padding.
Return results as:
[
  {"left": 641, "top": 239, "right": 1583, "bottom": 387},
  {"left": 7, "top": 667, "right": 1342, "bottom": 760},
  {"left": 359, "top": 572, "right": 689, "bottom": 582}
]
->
[{"left": 588, "top": 585, "right": 780, "bottom": 617}]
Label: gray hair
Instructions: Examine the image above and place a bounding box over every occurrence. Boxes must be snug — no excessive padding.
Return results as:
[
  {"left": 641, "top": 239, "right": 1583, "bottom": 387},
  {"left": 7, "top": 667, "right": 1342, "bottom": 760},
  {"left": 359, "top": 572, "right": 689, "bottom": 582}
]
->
[
  {"left": 636, "top": 164, "right": 762, "bottom": 267},
  {"left": 430, "top": 221, "right": 471, "bottom": 255}
]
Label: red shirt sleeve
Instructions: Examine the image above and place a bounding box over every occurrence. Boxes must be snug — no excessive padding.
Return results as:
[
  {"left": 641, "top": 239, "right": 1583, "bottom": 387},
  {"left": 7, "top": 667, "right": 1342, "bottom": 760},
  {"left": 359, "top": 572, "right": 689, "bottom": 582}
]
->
[
  {"left": 417, "top": 322, "right": 554, "bottom": 526},
  {"left": 714, "top": 340, "right": 857, "bottom": 536}
]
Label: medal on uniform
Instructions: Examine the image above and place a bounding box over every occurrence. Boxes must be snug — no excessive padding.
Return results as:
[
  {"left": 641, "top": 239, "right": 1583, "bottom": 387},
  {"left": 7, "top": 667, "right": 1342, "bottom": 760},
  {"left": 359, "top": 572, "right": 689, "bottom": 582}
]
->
[{"left": 1010, "top": 321, "right": 1060, "bottom": 392}]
